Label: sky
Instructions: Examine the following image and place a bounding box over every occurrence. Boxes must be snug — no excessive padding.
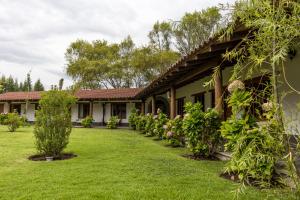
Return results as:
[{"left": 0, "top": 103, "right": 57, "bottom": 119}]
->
[{"left": 0, "top": 0, "right": 236, "bottom": 89}]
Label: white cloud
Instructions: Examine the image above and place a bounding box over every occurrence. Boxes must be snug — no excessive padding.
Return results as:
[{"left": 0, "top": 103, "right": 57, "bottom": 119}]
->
[{"left": 0, "top": 0, "right": 236, "bottom": 89}]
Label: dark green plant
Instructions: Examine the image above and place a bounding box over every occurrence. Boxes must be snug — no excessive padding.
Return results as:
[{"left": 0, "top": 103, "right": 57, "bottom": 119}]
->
[
  {"left": 221, "top": 89, "right": 285, "bottom": 187},
  {"left": 4, "top": 112, "right": 22, "bottom": 132},
  {"left": 34, "top": 90, "right": 76, "bottom": 157},
  {"left": 128, "top": 108, "right": 138, "bottom": 130},
  {"left": 145, "top": 113, "right": 155, "bottom": 136},
  {"left": 153, "top": 109, "right": 168, "bottom": 139},
  {"left": 0, "top": 113, "right": 8, "bottom": 125},
  {"left": 183, "top": 103, "right": 222, "bottom": 157},
  {"left": 81, "top": 116, "right": 94, "bottom": 128},
  {"left": 107, "top": 116, "right": 120, "bottom": 129},
  {"left": 136, "top": 114, "right": 147, "bottom": 133},
  {"left": 164, "top": 115, "right": 185, "bottom": 147}
]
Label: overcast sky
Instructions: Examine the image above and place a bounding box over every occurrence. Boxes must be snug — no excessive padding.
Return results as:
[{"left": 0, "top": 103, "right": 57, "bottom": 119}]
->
[{"left": 0, "top": 0, "right": 236, "bottom": 89}]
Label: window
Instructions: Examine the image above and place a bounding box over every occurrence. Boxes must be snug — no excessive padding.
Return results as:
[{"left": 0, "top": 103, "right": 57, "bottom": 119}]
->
[
  {"left": 177, "top": 98, "right": 185, "bottom": 116},
  {"left": 135, "top": 103, "right": 142, "bottom": 114},
  {"left": 211, "top": 91, "right": 215, "bottom": 108},
  {"left": 193, "top": 92, "right": 205, "bottom": 111},
  {"left": 112, "top": 103, "right": 127, "bottom": 119},
  {"left": 0, "top": 104, "right": 3, "bottom": 113},
  {"left": 10, "top": 104, "right": 21, "bottom": 114},
  {"left": 78, "top": 103, "right": 90, "bottom": 119}
]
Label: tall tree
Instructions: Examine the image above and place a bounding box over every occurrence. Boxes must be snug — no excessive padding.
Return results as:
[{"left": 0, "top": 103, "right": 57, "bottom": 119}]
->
[
  {"left": 172, "top": 7, "right": 222, "bottom": 55},
  {"left": 59, "top": 78, "right": 64, "bottom": 90},
  {"left": 23, "top": 73, "right": 32, "bottom": 92},
  {"left": 33, "top": 79, "right": 45, "bottom": 91},
  {"left": 65, "top": 37, "right": 179, "bottom": 89},
  {"left": 148, "top": 21, "right": 173, "bottom": 51}
]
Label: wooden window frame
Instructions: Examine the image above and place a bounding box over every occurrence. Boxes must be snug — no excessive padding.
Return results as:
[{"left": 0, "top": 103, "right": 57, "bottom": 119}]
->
[
  {"left": 176, "top": 97, "right": 185, "bottom": 116},
  {"left": 78, "top": 103, "right": 90, "bottom": 119},
  {"left": 111, "top": 103, "right": 127, "bottom": 119},
  {"left": 192, "top": 92, "right": 205, "bottom": 111}
]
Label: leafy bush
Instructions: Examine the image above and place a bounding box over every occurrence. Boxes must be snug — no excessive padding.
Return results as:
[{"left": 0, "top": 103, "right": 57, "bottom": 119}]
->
[
  {"left": 0, "top": 113, "right": 8, "bottom": 125},
  {"left": 221, "top": 89, "right": 285, "bottom": 187},
  {"left": 136, "top": 114, "right": 147, "bottom": 133},
  {"left": 34, "top": 90, "right": 76, "bottom": 157},
  {"left": 153, "top": 109, "right": 168, "bottom": 139},
  {"left": 145, "top": 113, "right": 155, "bottom": 136},
  {"left": 164, "top": 115, "right": 185, "bottom": 147},
  {"left": 81, "top": 116, "right": 94, "bottom": 128},
  {"left": 183, "top": 102, "right": 222, "bottom": 157},
  {"left": 3, "top": 112, "right": 22, "bottom": 132},
  {"left": 20, "top": 116, "right": 29, "bottom": 127},
  {"left": 129, "top": 108, "right": 138, "bottom": 130},
  {"left": 107, "top": 116, "right": 120, "bottom": 129}
]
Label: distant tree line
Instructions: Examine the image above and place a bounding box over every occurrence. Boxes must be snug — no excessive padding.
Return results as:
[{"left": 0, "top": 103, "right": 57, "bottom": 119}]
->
[
  {"left": 65, "top": 6, "right": 223, "bottom": 89},
  {"left": 0, "top": 73, "right": 45, "bottom": 93}
]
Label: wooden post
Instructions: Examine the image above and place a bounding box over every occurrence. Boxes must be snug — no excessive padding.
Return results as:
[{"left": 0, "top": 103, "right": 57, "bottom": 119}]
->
[
  {"left": 170, "top": 86, "right": 176, "bottom": 119},
  {"left": 141, "top": 101, "right": 145, "bottom": 114},
  {"left": 214, "top": 69, "right": 223, "bottom": 115},
  {"left": 151, "top": 95, "right": 156, "bottom": 115},
  {"left": 89, "top": 101, "right": 93, "bottom": 117},
  {"left": 102, "top": 103, "right": 106, "bottom": 125}
]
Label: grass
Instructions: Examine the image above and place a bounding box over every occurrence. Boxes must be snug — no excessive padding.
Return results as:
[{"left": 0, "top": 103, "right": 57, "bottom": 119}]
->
[{"left": 0, "top": 126, "right": 296, "bottom": 200}]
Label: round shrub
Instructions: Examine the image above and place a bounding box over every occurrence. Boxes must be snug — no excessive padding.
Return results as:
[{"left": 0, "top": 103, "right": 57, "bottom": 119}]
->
[
  {"left": 136, "top": 114, "right": 147, "bottom": 133},
  {"left": 164, "top": 115, "right": 185, "bottom": 147},
  {"left": 183, "top": 102, "right": 222, "bottom": 157},
  {"left": 107, "top": 116, "right": 120, "bottom": 129},
  {"left": 153, "top": 109, "right": 168, "bottom": 139},
  {"left": 4, "top": 112, "right": 22, "bottom": 132},
  {"left": 81, "top": 116, "right": 94, "bottom": 128},
  {"left": 34, "top": 90, "right": 76, "bottom": 157},
  {"left": 128, "top": 108, "right": 138, "bottom": 130},
  {"left": 145, "top": 113, "right": 155, "bottom": 136}
]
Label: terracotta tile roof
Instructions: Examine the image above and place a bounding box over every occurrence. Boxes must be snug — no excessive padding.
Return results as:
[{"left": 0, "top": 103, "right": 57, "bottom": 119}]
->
[
  {"left": 0, "top": 88, "right": 143, "bottom": 101},
  {"left": 74, "top": 88, "right": 143, "bottom": 100},
  {"left": 0, "top": 91, "right": 41, "bottom": 101}
]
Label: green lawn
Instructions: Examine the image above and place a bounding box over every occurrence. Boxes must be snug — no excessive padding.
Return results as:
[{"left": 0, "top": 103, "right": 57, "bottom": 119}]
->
[{"left": 0, "top": 126, "right": 295, "bottom": 200}]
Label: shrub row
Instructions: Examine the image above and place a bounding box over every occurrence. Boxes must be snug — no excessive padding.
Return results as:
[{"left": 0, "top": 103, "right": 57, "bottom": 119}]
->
[{"left": 129, "top": 102, "right": 222, "bottom": 158}]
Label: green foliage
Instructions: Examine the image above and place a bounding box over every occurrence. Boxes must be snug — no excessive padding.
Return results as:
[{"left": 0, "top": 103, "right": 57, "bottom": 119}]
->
[
  {"left": 183, "top": 102, "right": 222, "bottom": 157},
  {"left": 148, "top": 21, "right": 172, "bottom": 51},
  {"left": 153, "top": 109, "right": 168, "bottom": 139},
  {"left": 226, "top": 125, "right": 284, "bottom": 188},
  {"left": 33, "top": 79, "right": 45, "bottom": 91},
  {"left": 227, "top": 90, "right": 253, "bottom": 115},
  {"left": 0, "top": 113, "right": 8, "bottom": 124},
  {"left": 164, "top": 115, "right": 185, "bottom": 147},
  {"left": 106, "top": 116, "right": 120, "bottom": 129},
  {"left": 144, "top": 113, "right": 155, "bottom": 136},
  {"left": 136, "top": 114, "right": 147, "bottom": 133},
  {"left": 221, "top": 89, "right": 285, "bottom": 187},
  {"left": 81, "top": 116, "right": 94, "bottom": 128},
  {"left": 3, "top": 112, "right": 22, "bottom": 132},
  {"left": 66, "top": 36, "right": 179, "bottom": 89},
  {"left": 20, "top": 115, "right": 29, "bottom": 127},
  {"left": 172, "top": 7, "right": 222, "bottom": 55},
  {"left": 34, "top": 90, "right": 76, "bottom": 157},
  {"left": 222, "top": 90, "right": 257, "bottom": 151},
  {"left": 128, "top": 108, "right": 138, "bottom": 130}
]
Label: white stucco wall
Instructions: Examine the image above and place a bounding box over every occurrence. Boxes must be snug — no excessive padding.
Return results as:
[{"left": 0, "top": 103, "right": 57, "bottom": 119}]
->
[
  {"left": 71, "top": 104, "right": 78, "bottom": 122},
  {"left": 279, "top": 52, "right": 300, "bottom": 134},
  {"left": 3, "top": 103, "right": 9, "bottom": 113},
  {"left": 92, "top": 102, "right": 102, "bottom": 123},
  {"left": 25, "top": 104, "right": 35, "bottom": 121},
  {"left": 175, "top": 77, "right": 214, "bottom": 111}
]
